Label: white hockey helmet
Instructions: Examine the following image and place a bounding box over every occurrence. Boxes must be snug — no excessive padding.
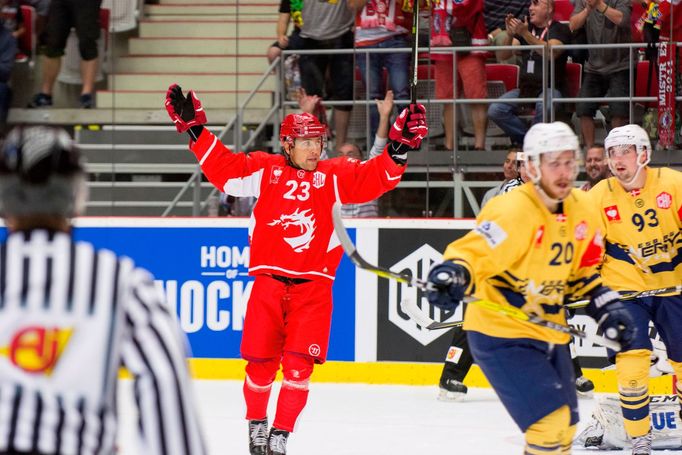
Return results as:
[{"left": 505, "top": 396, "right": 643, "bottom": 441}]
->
[
  {"left": 604, "top": 124, "right": 651, "bottom": 167},
  {"left": 523, "top": 121, "right": 580, "bottom": 161}
]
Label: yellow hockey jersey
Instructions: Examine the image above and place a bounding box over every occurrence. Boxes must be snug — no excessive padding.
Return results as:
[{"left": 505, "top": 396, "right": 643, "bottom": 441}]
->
[
  {"left": 589, "top": 167, "right": 682, "bottom": 294},
  {"left": 446, "top": 183, "right": 605, "bottom": 344}
]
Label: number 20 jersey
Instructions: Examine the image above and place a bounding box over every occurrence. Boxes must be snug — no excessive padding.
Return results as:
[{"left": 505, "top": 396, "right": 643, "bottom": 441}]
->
[{"left": 589, "top": 167, "right": 682, "bottom": 293}]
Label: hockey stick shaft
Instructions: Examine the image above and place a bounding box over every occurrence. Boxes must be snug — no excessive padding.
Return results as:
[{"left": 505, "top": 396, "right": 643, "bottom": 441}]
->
[
  {"left": 410, "top": 0, "right": 419, "bottom": 104},
  {"left": 331, "top": 204, "right": 620, "bottom": 350}
]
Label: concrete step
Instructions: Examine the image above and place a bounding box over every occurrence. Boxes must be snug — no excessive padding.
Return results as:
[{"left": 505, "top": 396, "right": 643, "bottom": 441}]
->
[
  {"left": 88, "top": 182, "right": 214, "bottom": 203},
  {"left": 145, "top": 4, "right": 278, "bottom": 15},
  {"left": 108, "top": 73, "right": 275, "bottom": 91},
  {"left": 84, "top": 202, "right": 197, "bottom": 217},
  {"left": 128, "top": 37, "right": 274, "bottom": 55},
  {"left": 145, "top": 14, "right": 278, "bottom": 21},
  {"left": 114, "top": 55, "right": 266, "bottom": 73},
  {"left": 80, "top": 145, "right": 198, "bottom": 165},
  {"left": 139, "top": 20, "right": 274, "bottom": 38},
  {"left": 96, "top": 90, "right": 274, "bottom": 109},
  {"left": 158, "top": 0, "right": 275, "bottom": 4}
]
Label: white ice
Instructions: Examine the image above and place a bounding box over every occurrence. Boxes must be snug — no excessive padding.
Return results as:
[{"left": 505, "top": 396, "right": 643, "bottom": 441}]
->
[{"left": 118, "top": 380, "right": 682, "bottom": 454}]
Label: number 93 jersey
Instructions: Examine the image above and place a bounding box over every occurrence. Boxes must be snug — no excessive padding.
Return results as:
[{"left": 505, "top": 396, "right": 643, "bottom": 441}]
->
[
  {"left": 589, "top": 167, "right": 682, "bottom": 293},
  {"left": 445, "top": 183, "right": 606, "bottom": 345}
]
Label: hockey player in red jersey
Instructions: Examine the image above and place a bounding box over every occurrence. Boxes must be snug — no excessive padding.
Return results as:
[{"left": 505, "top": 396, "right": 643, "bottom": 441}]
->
[{"left": 165, "top": 84, "right": 428, "bottom": 455}]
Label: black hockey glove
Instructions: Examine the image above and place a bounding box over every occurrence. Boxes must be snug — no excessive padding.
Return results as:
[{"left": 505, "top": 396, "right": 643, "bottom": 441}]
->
[
  {"left": 426, "top": 261, "right": 470, "bottom": 312},
  {"left": 586, "top": 286, "right": 637, "bottom": 351}
]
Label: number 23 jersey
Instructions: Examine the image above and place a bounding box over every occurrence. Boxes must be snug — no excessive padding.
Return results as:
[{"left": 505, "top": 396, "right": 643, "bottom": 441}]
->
[
  {"left": 589, "top": 167, "right": 682, "bottom": 293},
  {"left": 189, "top": 129, "right": 405, "bottom": 281}
]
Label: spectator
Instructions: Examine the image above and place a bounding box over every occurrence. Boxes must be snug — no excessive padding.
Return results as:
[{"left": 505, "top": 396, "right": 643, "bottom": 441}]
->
[
  {"left": 570, "top": 0, "right": 631, "bottom": 147},
  {"left": 27, "top": 0, "right": 101, "bottom": 109},
  {"left": 488, "top": 0, "right": 572, "bottom": 146},
  {"left": 338, "top": 90, "right": 397, "bottom": 217},
  {"left": 484, "top": 0, "right": 530, "bottom": 64},
  {"left": 266, "top": 0, "right": 302, "bottom": 64},
  {"left": 354, "top": 0, "right": 411, "bottom": 140},
  {"left": 1, "top": 0, "right": 25, "bottom": 41},
  {"left": 480, "top": 147, "right": 520, "bottom": 208},
  {"left": 580, "top": 142, "right": 609, "bottom": 190},
  {"left": 298, "top": 0, "right": 359, "bottom": 151},
  {"left": 500, "top": 150, "right": 528, "bottom": 192},
  {"left": 431, "top": 0, "right": 489, "bottom": 151},
  {"left": 0, "top": 16, "right": 15, "bottom": 136}
]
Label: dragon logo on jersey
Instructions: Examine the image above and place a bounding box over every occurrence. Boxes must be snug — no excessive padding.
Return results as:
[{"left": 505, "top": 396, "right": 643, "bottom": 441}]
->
[
  {"left": 268, "top": 208, "right": 316, "bottom": 252},
  {"left": 657, "top": 192, "right": 672, "bottom": 209},
  {"left": 0, "top": 326, "right": 73, "bottom": 375}
]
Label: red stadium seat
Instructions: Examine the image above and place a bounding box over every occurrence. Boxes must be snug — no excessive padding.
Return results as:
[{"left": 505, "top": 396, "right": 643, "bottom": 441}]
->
[
  {"left": 635, "top": 60, "right": 658, "bottom": 108},
  {"left": 18, "top": 5, "right": 36, "bottom": 64},
  {"left": 564, "top": 62, "right": 582, "bottom": 98},
  {"left": 553, "top": 1, "right": 574, "bottom": 22},
  {"left": 485, "top": 63, "right": 519, "bottom": 92}
]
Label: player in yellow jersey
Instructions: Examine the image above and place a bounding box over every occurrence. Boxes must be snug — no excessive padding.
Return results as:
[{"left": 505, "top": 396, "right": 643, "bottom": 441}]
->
[
  {"left": 589, "top": 124, "right": 682, "bottom": 455},
  {"left": 425, "top": 122, "right": 636, "bottom": 455}
]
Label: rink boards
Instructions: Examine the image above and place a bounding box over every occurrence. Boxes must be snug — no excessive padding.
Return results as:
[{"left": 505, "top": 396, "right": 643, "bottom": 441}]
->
[{"left": 0, "top": 218, "right": 675, "bottom": 394}]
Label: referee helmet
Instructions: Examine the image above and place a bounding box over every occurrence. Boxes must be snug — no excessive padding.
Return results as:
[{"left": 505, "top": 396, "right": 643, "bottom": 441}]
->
[{"left": 0, "top": 126, "right": 87, "bottom": 218}]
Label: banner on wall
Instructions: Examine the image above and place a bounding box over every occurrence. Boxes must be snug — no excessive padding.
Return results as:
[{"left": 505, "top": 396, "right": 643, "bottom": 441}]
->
[{"left": 0, "top": 223, "right": 357, "bottom": 361}]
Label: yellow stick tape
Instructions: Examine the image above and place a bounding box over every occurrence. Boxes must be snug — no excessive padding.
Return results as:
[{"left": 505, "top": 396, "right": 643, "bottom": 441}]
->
[{"left": 120, "top": 359, "right": 675, "bottom": 394}]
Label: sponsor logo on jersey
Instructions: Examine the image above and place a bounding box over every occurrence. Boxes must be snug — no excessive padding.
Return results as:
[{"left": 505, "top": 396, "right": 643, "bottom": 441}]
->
[
  {"left": 534, "top": 226, "right": 545, "bottom": 248},
  {"left": 604, "top": 205, "right": 621, "bottom": 222},
  {"left": 574, "top": 221, "right": 588, "bottom": 241},
  {"left": 312, "top": 171, "right": 326, "bottom": 189},
  {"left": 1, "top": 326, "right": 73, "bottom": 374},
  {"left": 635, "top": 198, "right": 645, "bottom": 208},
  {"left": 657, "top": 192, "right": 672, "bottom": 209},
  {"left": 308, "top": 344, "right": 321, "bottom": 357},
  {"left": 268, "top": 208, "right": 317, "bottom": 252},
  {"left": 270, "top": 166, "right": 284, "bottom": 184},
  {"left": 297, "top": 170, "right": 305, "bottom": 179},
  {"left": 474, "top": 221, "right": 508, "bottom": 248},
  {"left": 445, "top": 346, "right": 463, "bottom": 364}
]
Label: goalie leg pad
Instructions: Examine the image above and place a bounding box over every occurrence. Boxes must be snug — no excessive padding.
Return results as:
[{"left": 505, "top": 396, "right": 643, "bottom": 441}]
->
[
  {"left": 273, "top": 352, "right": 314, "bottom": 433},
  {"left": 669, "top": 360, "right": 682, "bottom": 416},
  {"left": 244, "top": 358, "right": 280, "bottom": 420},
  {"left": 615, "top": 349, "right": 652, "bottom": 438},
  {"left": 524, "top": 405, "right": 571, "bottom": 455}
]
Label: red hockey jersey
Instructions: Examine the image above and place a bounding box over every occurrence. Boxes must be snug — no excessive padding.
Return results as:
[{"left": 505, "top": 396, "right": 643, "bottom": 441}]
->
[{"left": 190, "top": 129, "right": 405, "bottom": 281}]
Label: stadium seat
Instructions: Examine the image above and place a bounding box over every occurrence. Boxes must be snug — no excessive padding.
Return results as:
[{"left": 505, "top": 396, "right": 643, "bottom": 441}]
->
[
  {"left": 485, "top": 64, "right": 519, "bottom": 92},
  {"left": 553, "top": 1, "right": 574, "bottom": 22},
  {"left": 564, "top": 62, "right": 582, "bottom": 99},
  {"left": 57, "top": 8, "right": 110, "bottom": 85},
  {"left": 101, "top": 0, "right": 141, "bottom": 33}
]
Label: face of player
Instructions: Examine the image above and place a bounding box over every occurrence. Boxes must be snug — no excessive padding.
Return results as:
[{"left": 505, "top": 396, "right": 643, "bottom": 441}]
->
[
  {"left": 538, "top": 150, "right": 577, "bottom": 200},
  {"left": 503, "top": 152, "right": 519, "bottom": 180},
  {"left": 607, "top": 145, "right": 641, "bottom": 183},
  {"left": 288, "top": 137, "right": 323, "bottom": 171},
  {"left": 585, "top": 146, "right": 607, "bottom": 182}
]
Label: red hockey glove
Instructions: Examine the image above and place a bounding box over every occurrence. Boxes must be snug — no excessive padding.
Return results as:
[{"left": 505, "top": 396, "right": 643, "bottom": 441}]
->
[
  {"left": 389, "top": 103, "right": 428, "bottom": 151},
  {"left": 165, "top": 84, "right": 207, "bottom": 133}
]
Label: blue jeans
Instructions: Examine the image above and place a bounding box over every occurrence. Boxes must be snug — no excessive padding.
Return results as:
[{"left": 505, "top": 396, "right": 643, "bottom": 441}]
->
[
  {"left": 488, "top": 88, "right": 562, "bottom": 145},
  {"left": 0, "top": 82, "right": 10, "bottom": 132},
  {"left": 356, "top": 35, "right": 411, "bottom": 139}
]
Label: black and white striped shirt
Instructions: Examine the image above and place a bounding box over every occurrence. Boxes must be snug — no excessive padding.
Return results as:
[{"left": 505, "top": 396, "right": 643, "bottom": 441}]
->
[{"left": 0, "top": 230, "right": 206, "bottom": 455}]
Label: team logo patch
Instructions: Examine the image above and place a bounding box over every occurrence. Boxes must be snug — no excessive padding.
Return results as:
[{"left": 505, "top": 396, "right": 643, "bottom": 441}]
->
[
  {"left": 308, "top": 344, "right": 320, "bottom": 357},
  {"left": 312, "top": 171, "right": 326, "bottom": 189},
  {"left": 445, "top": 346, "right": 463, "bottom": 364},
  {"left": 297, "top": 170, "right": 305, "bottom": 179},
  {"left": 474, "top": 220, "right": 508, "bottom": 248},
  {"left": 268, "top": 208, "right": 317, "bottom": 253},
  {"left": 574, "top": 221, "right": 588, "bottom": 241},
  {"left": 270, "top": 166, "right": 284, "bottom": 184},
  {"left": 657, "top": 192, "right": 672, "bottom": 209},
  {"left": 604, "top": 205, "right": 621, "bottom": 222},
  {"left": 534, "top": 226, "right": 545, "bottom": 248},
  {"left": 1, "top": 326, "right": 73, "bottom": 374}
]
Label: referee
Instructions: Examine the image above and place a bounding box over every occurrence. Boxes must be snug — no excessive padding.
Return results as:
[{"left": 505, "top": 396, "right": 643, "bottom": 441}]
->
[{"left": 0, "top": 126, "right": 206, "bottom": 455}]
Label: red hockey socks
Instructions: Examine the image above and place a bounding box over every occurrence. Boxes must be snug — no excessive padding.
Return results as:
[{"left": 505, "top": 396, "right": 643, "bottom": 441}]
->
[
  {"left": 244, "top": 358, "right": 279, "bottom": 420},
  {"left": 273, "top": 353, "right": 314, "bottom": 432}
]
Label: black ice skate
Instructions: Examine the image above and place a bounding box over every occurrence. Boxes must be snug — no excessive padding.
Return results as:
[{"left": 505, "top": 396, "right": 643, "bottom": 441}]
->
[
  {"left": 267, "top": 428, "right": 290, "bottom": 455},
  {"left": 575, "top": 375, "right": 595, "bottom": 397},
  {"left": 438, "top": 378, "right": 468, "bottom": 401},
  {"left": 249, "top": 418, "right": 268, "bottom": 455},
  {"left": 630, "top": 431, "right": 652, "bottom": 455}
]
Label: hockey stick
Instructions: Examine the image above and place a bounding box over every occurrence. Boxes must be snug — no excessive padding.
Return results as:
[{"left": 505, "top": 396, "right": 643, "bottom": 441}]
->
[
  {"left": 331, "top": 204, "right": 621, "bottom": 351},
  {"left": 410, "top": 0, "right": 420, "bottom": 104}
]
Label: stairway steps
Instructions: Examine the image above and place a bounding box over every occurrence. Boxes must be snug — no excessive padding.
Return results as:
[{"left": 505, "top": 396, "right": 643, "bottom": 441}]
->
[
  {"left": 108, "top": 73, "right": 274, "bottom": 91},
  {"left": 129, "top": 37, "right": 274, "bottom": 56},
  {"left": 158, "top": 0, "right": 274, "bottom": 4},
  {"left": 114, "top": 54, "right": 266, "bottom": 73},
  {"left": 139, "top": 20, "right": 274, "bottom": 38},
  {"left": 145, "top": 4, "right": 278, "bottom": 15},
  {"left": 96, "top": 89, "right": 274, "bottom": 109}
]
